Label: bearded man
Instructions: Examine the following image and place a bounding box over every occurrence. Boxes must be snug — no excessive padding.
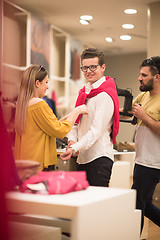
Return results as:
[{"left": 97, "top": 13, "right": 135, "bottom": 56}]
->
[{"left": 131, "top": 56, "right": 160, "bottom": 233}]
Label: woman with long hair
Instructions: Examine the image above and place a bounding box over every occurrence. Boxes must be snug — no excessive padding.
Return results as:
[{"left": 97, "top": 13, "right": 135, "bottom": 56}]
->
[{"left": 14, "top": 65, "right": 88, "bottom": 171}]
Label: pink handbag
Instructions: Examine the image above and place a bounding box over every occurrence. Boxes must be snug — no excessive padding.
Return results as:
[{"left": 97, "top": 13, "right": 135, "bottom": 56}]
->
[{"left": 20, "top": 171, "right": 89, "bottom": 194}]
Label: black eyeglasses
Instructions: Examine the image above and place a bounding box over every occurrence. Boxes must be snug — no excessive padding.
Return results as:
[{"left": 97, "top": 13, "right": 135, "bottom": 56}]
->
[
  {"left": 146, "top": 58, "right": 160, "bottom": 74},
  {"left": 80, "top": 64, "right": 100, "bottom": 72}
]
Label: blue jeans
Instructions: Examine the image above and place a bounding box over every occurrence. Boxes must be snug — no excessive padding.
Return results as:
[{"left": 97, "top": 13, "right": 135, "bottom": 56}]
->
[
  {"left": 132, "top": 164, "right": 160, "bottom": 232},
  {"left": 77, "top": 156, "right": 113, "bottom": 187}
]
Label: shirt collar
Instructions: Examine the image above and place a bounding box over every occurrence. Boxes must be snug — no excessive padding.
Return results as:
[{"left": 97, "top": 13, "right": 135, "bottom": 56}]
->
[{"left": 85, "top": 76, "right": 106, "bottom": 92}]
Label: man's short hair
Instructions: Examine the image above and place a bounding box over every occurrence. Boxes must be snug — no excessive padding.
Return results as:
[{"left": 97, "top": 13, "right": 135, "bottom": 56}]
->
[
  {"left": 141, "top": 56, "right": 160, "bottom": 76},
  {"left": 81, "top": 48, "right": 105, "bottom": 66}
]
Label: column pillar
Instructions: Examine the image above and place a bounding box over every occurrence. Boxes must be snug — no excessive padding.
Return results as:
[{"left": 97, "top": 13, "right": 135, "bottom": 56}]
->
[{"left": 147, "top": 2, "right": 160, "bottom": 57}]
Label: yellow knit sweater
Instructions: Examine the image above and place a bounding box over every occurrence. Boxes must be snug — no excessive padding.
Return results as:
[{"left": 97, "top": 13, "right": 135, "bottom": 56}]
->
[{"left": 14, "top": 101, "right": 72, "bottom": 170}]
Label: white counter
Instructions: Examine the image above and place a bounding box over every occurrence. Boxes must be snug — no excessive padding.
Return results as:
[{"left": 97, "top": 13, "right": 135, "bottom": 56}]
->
[
  {"left": 114, "top": 150, "right": 136, "bottom": 176},
  {"left": 6, "top": 186, "right": 141, "bottom": 240}
]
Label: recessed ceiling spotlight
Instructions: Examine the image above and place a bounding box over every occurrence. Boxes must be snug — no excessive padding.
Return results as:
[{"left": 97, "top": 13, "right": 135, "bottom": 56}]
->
[
  {"left": 105, "top": 37, "right": 113, "bottom": 43},
  {"left": 122, "top": 24, "right": 134, "bottom": 29},
  {"left": 79, "top": 19, "right": 89, "bottom": 25},
  {"left": 120, "top": 35, "right": 131, "bottom": 40},
  {"left": 80, "top": 15, "right": 93, "bottom": 21},
  {"left": 124, "top": 9, "right": 137, "bottom": 14}
]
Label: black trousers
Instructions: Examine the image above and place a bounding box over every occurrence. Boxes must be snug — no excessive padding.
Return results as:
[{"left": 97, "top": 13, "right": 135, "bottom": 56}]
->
[
  {"left": 132, "top": 164, "right": 160, "bottom": 233},
  {"left": 77, "top": 156, "right": 113, "bottom": 187}
]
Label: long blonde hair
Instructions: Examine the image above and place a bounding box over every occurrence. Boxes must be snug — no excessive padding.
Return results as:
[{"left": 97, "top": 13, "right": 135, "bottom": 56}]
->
[{"left": 15, "top": 65, "right": 48, "bottom": 136}]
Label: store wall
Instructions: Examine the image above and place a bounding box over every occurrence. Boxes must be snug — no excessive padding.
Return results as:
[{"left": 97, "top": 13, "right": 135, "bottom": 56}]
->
[
  {"left": 2, "top": 1, "right": 147, "bottom": 144},
  {"left": 104, "top": 52, "right": 147, "bottom": 142}
]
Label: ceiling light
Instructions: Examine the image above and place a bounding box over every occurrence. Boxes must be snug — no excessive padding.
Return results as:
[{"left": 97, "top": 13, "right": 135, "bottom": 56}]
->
[
  {"left": 105, "top": 37, "right": 113, "bottom": 43},
  {"left": 79, "top": 19, "right": 89, "bottom": 25},
  {"left": 120, "top": 35, "right": 131, "bottom": 40},
  {"left": 122, "top": 24, "right": 134, "bottom": 29},
  {"left": 124, "top": 9, "right": 137, "bottom": 14},
  {"left": 80, "top": 15, "right": 93, "bottom": 21}
]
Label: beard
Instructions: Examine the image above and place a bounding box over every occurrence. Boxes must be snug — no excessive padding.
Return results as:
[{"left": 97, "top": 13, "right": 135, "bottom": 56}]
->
[{"left": 139, "top": 78, "right": 154, "bottom": 92}]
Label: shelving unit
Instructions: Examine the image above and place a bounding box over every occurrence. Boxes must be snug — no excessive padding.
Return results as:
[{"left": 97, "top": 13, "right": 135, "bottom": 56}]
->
[
  {"left": 2, "top": 1, "right": 30, "bottom": 134},
  {"left": 50, "top": 26, "right": 85, "bottom": 117},
  {"left": 3, "top": 1, "right": 30, "bottom": 101},
  {"left": 2, "top": 0, "right": 85, "bottom": 120},
  {"left": 50, "top": 26, "right": 70, "bottom": 116}
]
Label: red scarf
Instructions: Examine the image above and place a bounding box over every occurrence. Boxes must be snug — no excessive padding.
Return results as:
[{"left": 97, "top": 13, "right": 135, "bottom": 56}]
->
[{"left": 75, "top": 76, "right": 119, "bottom": 143}]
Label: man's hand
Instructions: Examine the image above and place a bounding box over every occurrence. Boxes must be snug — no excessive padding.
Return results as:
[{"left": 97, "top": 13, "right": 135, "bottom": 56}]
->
[
  {"left": 67, "top": 141, "right": 79, "bottom": 157},
  {"left": 132, "top": 103, "right": 160, "bottom": 136},
  {"left": 132, "top": 103, "right": 147, "bottom": 121},
  {"left": 60, "top": 148, "right": 73, "bottom": 161},
  {"left": 67, "top": 140, "right": 75, "bottom": 149}
]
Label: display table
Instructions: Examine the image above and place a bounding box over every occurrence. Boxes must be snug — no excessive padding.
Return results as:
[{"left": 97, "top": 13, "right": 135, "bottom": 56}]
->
[
  {"left": 113, "top": 151, "right": 149, "bottom": 239},
  {"left": 6, "top": 186, "right": 141, "bottom": 240},
  {"left": 114, "top": 150, "right": 136, "bottom": 177},
  {"left": 110, "top": 161, "right": 130, "bottom": 188},
  {"left": 8, "top": 221, "right": 61, "bottom": 240}
]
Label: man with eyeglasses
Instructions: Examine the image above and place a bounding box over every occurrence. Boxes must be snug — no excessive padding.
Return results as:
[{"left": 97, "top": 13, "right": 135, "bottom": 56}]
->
[
  {"left": 131, "top": 56, "right": 160, "bottom": 233},
  {"left": 60, "top": 48, "right": 119, "bottom": 187}
]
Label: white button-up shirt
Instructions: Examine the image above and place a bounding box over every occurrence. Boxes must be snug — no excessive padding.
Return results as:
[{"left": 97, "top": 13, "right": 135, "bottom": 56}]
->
[{"left": 68, "top": 76, "right": 114, "bottom": 164}]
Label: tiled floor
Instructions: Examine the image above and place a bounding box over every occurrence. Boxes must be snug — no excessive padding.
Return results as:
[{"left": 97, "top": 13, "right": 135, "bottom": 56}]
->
[{"left": 148, "top": 220, "right": 160, "bottom": 240}]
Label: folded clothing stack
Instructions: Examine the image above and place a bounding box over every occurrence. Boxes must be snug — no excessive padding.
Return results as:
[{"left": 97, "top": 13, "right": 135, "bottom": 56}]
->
[
  {"left": 114, "top": 142, "right": 135, "bottom": 152},
  {"left": 20, "top": 171, "right": 89, "bottom": 194}
]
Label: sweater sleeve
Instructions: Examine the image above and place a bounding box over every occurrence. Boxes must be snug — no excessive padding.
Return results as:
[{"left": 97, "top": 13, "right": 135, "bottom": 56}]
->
[{"left": 28, "top": 101, "right": 72, "bottom": 138}]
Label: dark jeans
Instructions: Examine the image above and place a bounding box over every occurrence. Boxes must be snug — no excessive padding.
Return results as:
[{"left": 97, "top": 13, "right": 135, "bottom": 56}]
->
[
  {"left": 77, "top": 156, "right": 113, "bottom": 187},
  {"left": 132, "top": 164, "right": 160, "bottom": 233}
]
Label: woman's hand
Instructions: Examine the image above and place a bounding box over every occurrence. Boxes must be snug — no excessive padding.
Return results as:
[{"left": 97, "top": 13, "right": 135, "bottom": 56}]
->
[
  {"left": 75, "top": 104, "right": 88, "bottom": 115},
  {"left": 59, "top": 104, "right": 88, "bottom": 125},
  {"left": 59, "top": 105, "right": 88, "bottom": 122}
]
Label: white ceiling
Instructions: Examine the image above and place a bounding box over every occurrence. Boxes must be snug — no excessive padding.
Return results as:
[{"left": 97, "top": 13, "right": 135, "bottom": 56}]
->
[{"left": 8, "top": 0, "right": 160, "bottom": 55}]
